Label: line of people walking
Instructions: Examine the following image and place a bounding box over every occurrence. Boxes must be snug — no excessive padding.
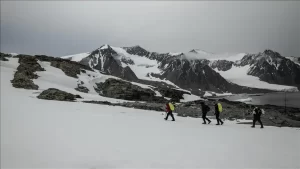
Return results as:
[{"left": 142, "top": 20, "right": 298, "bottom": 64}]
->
[{"left": 164, "top": 101, "right": 264, "bottom": 128}]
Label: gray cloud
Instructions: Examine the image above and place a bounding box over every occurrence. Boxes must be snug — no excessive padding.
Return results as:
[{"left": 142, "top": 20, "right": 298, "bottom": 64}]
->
[{"left": 1, "top": 1, "right": 299, "bottom": 57}]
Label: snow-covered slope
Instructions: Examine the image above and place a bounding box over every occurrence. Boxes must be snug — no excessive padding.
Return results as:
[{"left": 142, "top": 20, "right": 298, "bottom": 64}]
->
[
  {"left": 61, "top": 52, "right": 91, "bottom": 62},
  {"left": 1, "top": 58, "right": 166, "bottom": 103},
  {"left": 110, "top": 46, "right": 161, "bottom": 80},
  {"left": 60, "top": 46, "right": 300, "bottom": 93},
  {"left": 286, "top": 56, "right": 300, "bottom": 65},
  {"left": 1, "top": 61, "right": 300, "bottom": 168},
  {"left": 214, "top": 65, "right": 298, "bottom": 91}
]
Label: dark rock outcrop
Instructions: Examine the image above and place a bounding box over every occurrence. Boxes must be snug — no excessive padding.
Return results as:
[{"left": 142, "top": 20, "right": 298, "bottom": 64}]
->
[
  {"left": 79, "top": 45, "right": 139, "bottom": 81},
  {"left": 210, "top": 60, "right": 234, "bottom": 71},
  {"left": 235, "top": 50, "right": 300, "bottom": 89},
  {"left": 37, "top": 88, "right": 81, "bottom": 101},
  {"left": 35, "top": 55, "right": 93, "bottom": 78},
  {"left": 50, "top": 61, "right": 81, "bottom": 78},
  {"left": 122, "top": 45, "right": 150, "bottom": 56},
  {"left": 75, "top": 85, "right": 89, "bottom": 93},
  {"left": 11, "top": 72, "right": 39, "bottom": 90},
  {"left": 94, "top": 78, "right": 166, "bottom": 102},
  {"left": 83, "top": 98, "right": 300, "bottom": 127},
  {"left": 11, "top": 56, "right": 44, "bottom": 90},
  {"left": 155, "top": 87, "right": 191, "bottom": 102},
  {"left": 0, "top": 53, "right": 11, "bottom": 61}
]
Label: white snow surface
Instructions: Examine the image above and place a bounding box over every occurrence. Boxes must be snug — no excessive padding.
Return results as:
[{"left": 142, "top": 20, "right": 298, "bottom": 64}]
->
[
  {"left": 1, "top": 59, "right": 300, "bottom": 168},
  {"left": 180, "top": 94, "right": 202, "bottom": 102},
  {"left": 169, "top": 52, "right": 182, "bottom": 56},
  {"left": 204, "top": 91, "right": 213, "bottom": 97},
  {"left": 286, "top": 56, "right": 300, "bottom": 66},
  {"left": 236, "top": 97, "right": 253, "bottom": 102},
  {"left": 215, "top": 65, "right": 299, "bottom": 92},
  {"left": 100, "top": 44, "right": 109, "bottom": 49},
  {"left": 61, "top": 52, "right": 90, "bottom": 62},
  {"left": 9, "top": 53, "right": 18, "bottom": 56},
  {"left": 185, "top": 51, "right": 246, "bottom": 62}
]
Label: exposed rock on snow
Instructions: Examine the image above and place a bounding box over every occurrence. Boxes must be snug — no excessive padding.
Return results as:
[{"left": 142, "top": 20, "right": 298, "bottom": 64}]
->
[
  {"left": 210, "top": 60, "right": 233, "bottom": 71},
  {"left": 0, "top": 53, "right": 10, "bottom": 61},
  {"left": 94, "top": 78, "right": 166, "bottom": 102},
  {"left": 50, "top": 61, "right": 81, "bottom": 78},
  {"left": 75, "top": 85, "right": 89, "bottom": 93},
  {"left": 83, "top": 98, "right": 300, "bottom": 127},
  {"left": 235, "top": 50, "right": 300, "bottom": 90},
  {"left": 11, "top": 56, "right": 45, "bottom": 90},
  {"left": 37, "top": 88, "right": 81, "bottom": 101},
  {"left": 155, "top": 87, "right": 191, "bottom": 102},
  {"left": 11, "top": 72, "right": 39, "bottom": 90},
  {"left": 34, "top": 55, "right": 93, "bottom": 78}
]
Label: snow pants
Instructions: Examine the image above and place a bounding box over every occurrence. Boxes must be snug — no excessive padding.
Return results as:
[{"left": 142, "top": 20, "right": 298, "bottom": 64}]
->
[
  {"left": 216, "top": 112, "right": 223, "bottom": 124},
  {"left": 166, "top": 111, "right": 175, "bottom": 121},
  {"left": 253, "top": 115, "right": 263, "bottom": 128},
  {"left": 202, "top": 112, "right": 211, "bottom": 123}
]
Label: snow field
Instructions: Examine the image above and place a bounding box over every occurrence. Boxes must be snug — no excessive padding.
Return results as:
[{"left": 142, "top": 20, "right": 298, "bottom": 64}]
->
[
  {"left": 61, "top": 52, "right": 91, "bottom": 62},
  {"left": 214, "top": 65, "right": 298, "bottom": 91},
  {"left": 1, "top": 59, "right": 300, "bottom": 168}
]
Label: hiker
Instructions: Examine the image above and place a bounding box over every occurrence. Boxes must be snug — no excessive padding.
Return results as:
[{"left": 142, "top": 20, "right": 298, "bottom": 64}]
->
[
  {"left": 165, "top": 102, "right": 175, "bottom": 121},
  {"left": 214, "top": 101, "right": 224, "bottom": 125},
  {"left": 251, "top": 106, "right": 264, "bottom": 128},
  {"left": 200, "top": 102, "right": 211, "bottom": 124}
]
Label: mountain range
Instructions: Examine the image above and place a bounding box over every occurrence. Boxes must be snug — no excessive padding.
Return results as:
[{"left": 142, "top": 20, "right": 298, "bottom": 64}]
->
[{"left": 60, "top": 45, "right": 300, "bottom": 95}]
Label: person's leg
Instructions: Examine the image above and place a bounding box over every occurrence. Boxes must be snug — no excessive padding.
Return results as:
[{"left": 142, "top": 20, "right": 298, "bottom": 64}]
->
[
  {"left": 252, "top": 117, "right": 257, "bottom": 127},
  {"left": 220, "top": 118, "right": 224, "bottom": 125},
  {"left": 165, "top": 112, "right": 170, "bottom": 120},
  {"left": 202, "top": 114, "right": 206, "bottom": 124},
  {"left": 258, "top": 117, "right": 263, "bottom": 128},
  {"left": 170, "top": 112, "right": 175, "bottom": 121},
  {"left": 216, "top": 113, "right": 220, "bottom": 125},
  {"left": 205, "top": 116, "right": 211, "bottom": 124}
]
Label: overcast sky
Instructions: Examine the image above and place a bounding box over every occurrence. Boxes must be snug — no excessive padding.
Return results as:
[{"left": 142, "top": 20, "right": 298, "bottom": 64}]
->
[{"left": 1, "top": 1, "right": 299, "bottom": 57}]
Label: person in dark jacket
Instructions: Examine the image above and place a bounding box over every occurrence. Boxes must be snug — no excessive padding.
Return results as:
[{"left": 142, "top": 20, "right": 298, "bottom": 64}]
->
[
  {"left": 165, "top": 103, "right": 175, "bottom": 121},
  {"left": 214, "top": 102, "right": 224, "bottom": 125},
  {"left": 200, "top": 102, "right": 211, "bottom": 124},
  {"left": 252, "top": 107, "right": 264, "bottom": 128}
]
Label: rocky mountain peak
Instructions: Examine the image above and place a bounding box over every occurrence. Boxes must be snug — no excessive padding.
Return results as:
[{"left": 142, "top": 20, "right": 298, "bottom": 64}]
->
[
  {"left": 262, "top": 49, "right": 281, "bottom": 58},
  {"left": 123, "top": 45, "right": 149, "bottom": 56}
]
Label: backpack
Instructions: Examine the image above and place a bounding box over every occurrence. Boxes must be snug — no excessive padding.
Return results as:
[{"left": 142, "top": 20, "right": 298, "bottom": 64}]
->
[
  {"left": 206, "top": 105, "right": 211, "bottom": 112},
  {"left": 254, "top": 107, "right": 262, "bottom": 115},
  {"left": 169, "top": 103, "right": 175, "bottom": 111},
  {"left": 217, "top": 103, "right": 223, "bottom": 113}
]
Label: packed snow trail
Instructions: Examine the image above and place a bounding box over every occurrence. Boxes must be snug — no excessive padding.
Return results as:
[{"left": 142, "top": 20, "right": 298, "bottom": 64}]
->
[{"left": 1, "top": 60, "right": 300, "bottom": 168}]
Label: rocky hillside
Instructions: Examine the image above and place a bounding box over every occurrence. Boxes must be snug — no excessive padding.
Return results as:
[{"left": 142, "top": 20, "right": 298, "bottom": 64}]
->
[
  {"left": 235, "top": 50, "right": 300, "bottom": 89},
  {"left": 60, "top": 45, "right": 300, "bottom": 94}
]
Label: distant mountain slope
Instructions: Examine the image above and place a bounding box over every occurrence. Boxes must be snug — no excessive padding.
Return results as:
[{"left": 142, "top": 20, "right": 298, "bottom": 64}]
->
[{"left": 60, "top": 45, "right": 299, "bottom": 93}]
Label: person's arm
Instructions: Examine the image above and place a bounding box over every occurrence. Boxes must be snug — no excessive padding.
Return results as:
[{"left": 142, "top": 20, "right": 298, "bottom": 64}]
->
[{"left": 261, "top": 109, "right": 265, "bottom": 115}]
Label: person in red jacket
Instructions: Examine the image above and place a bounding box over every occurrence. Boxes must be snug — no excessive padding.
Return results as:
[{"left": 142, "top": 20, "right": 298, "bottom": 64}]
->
[{"left": 165, "top": 103, "right": 175, "bottom": 121}]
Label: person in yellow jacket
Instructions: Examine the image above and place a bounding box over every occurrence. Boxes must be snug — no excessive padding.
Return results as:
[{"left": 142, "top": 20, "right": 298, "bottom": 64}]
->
[
  {"left": 164, "top": 102, "right": 175, "bottom": 121},
  {"left": 214, "top": 101, "right": 224, "bottom": 125}
]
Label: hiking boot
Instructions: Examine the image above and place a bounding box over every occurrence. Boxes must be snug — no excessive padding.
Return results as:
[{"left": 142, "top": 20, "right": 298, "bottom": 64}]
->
[
  {"left": 216, "top": 124, "right": 220, "bottom": 125},
  {"left": 261, "top": 126, "right": 264, "bottom": 128},
  {"left": 221, "top": 122, "right": 224, "bottom": 125},
  {"left": 172, "top": 120, "right": 175, "bottom": 121},
  {"left": 208, "top": 121, "right": 211, "bottom": 124},
  {"left": 251, "top": 126, "right": 255, "bottom": 128},
  {"left": 164, "top": 118, "right": 167, "bottom": 120},
  {"left": 202, "top": 122, "right": 206, "bottom": 124}
]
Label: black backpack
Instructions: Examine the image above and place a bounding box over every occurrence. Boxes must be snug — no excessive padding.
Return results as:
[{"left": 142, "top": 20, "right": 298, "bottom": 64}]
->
[
  {"left": 206, "top": 105, "right": 211, "bottom": 112},
  {"left": 255, "top": 108, "right": 262, "bottom": 115}
]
